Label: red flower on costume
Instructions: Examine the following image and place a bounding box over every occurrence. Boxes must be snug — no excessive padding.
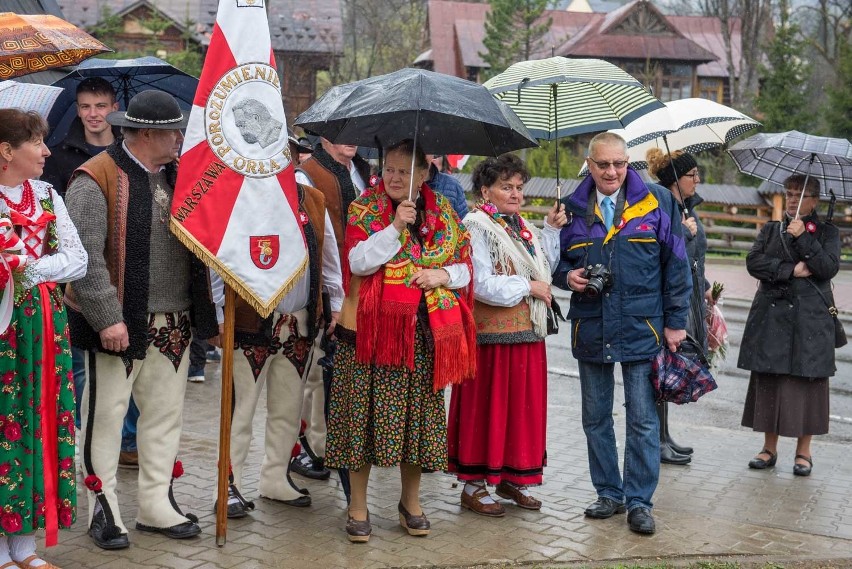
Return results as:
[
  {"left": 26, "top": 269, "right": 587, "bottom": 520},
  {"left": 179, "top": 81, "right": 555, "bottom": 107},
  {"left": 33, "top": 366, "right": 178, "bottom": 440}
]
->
[
  {"left": 59, "top": 507, "right": 73, "bottom": 527},
  {"left": 58, "top": 411, "right": 74, "bottom": 426},
  {"left": 0, "top": 512, "right": 22, "bottom": 533},
  {"left": 172, "top": 461, "right": 184, "bottom": 479},
  {"left": 806, "top": 221, "right": 817, "bottom": 233},
  {"left": 369, "top": 220, "right": 384, "bottom": 232},
  {"left": 3, "top": 422, "right": 21, "bottom": 442},
  {"left": 84, "top": 475, "right": 103, "bottom": 492},
  {"left": 369, "top": 174, "right": 380, "bottom": 187},
  {"left": 0, "top": 463, "right": 11, "bottom": 476},
  {"left": 59, "top": 457, "right": 73, "bottom": 471},
  {"left": 520, "top": 228, "right": 533, "bottom": 242},
  {"left": 1, "top": 371, "right": 13, "bottom": 385}
]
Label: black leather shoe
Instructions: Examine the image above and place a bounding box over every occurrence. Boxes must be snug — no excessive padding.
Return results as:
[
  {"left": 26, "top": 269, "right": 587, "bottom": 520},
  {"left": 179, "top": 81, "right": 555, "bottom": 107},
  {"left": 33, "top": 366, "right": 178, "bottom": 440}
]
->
[
  {"left": 748, "top": 448, "right": 778, "bottom": 469},
  {"left": 660, "top": 443, "right": 692, "bottom": 465},
  {"left": 135, "top": 520, "right": 201, "bottom": 539},
  {"left": 261, "top": 494, "right": 312, "bottom": 507},
  {"left": 793, "top": 454, "right": 813, "bottom": 476},
  {"left": 89, "top": 510, "right": 129, "bottom": 550},
  {"left": 666, "top": 438, "right": 693, "bottom": 455},
  {"left": 628, "top": 507, "right": 656, "bottom": 534},
  {"left": 289, "top": 450, "right": 332, "bottom": 481},
  {"left": 583, "top": 497, "right": 626, "bottom": 519}
]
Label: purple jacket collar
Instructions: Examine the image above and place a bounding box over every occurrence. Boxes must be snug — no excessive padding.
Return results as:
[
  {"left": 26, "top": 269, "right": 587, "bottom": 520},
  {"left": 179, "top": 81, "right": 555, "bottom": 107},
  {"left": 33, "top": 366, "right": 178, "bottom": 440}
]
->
[{"left": 569, "top": 168, "right": 649, "bottom": 212}]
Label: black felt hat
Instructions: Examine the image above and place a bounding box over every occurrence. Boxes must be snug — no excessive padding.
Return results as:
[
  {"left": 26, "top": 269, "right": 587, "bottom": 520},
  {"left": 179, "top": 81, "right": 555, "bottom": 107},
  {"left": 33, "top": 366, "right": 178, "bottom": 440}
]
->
[{"left": 107, "top": 90, "right": 189, "bottom": 130}]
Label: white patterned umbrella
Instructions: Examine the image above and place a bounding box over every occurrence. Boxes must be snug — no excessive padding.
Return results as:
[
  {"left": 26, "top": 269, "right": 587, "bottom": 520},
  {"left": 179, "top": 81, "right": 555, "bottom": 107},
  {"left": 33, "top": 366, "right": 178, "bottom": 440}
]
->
[
  {"left": 0, "top": 79, "right": 62, "bottom": 118},
  {"left": 579, "top": 98, "right": 760, "bottom": 175},
  {"left": 728, "top": 131, "right": 852, "bottom": 200}
]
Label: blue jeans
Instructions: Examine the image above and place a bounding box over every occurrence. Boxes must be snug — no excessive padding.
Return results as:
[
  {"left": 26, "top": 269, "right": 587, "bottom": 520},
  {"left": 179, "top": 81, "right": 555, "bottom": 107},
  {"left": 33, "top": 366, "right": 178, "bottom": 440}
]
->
[
  {"left": 578, "top": 359, "right": 660, "bottom": 511},
  {"left": 121, "top": 396, "right": 139, "bottom": 452},
  {"left": 71, "top": 346, "right": 86, "bottom": 429}
]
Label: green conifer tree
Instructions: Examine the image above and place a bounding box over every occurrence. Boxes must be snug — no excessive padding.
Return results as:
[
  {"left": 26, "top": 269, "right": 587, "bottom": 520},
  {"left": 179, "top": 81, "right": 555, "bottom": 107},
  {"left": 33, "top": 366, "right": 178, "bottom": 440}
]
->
[
  {"left": 824, "top": 37, "right": 852, "bottom": 139},
  {"left": 754, "top": 1, "right": 813, "bottom": 132},
  {"left": 480, "top": 0, "right": 553, "bottom": 80}
]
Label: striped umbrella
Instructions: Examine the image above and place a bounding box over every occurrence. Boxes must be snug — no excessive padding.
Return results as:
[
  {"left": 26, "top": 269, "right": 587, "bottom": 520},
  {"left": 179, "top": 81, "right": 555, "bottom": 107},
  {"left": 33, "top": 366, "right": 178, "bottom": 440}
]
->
[
  {"left": 579, "top": 97, "right": 760, "bottom": 175},
  {"left": 728, "top": 131, "right": 852, "bottom": 201},
  {"left": 483, "top": 57, "right": 665, "bottom": 141}
]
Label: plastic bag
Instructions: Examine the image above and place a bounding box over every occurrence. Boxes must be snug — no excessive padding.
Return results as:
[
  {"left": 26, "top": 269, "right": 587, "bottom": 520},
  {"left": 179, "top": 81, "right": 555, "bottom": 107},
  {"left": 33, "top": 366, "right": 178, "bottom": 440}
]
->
[{"left": 706, "top": 303, "right": 728, "bottom": 364}]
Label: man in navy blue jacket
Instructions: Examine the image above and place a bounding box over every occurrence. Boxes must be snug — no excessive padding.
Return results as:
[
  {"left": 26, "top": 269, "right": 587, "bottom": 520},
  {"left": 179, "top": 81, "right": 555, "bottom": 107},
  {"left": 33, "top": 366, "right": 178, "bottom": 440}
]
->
[{"left": 548, "top": 132, "right": 691, "bottom": 535}]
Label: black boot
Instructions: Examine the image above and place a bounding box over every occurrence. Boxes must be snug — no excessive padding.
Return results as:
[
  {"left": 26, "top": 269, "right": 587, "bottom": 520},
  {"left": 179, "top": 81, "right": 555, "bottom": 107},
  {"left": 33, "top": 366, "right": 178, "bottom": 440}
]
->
[
  {"left": 657, "top": 402, "right": 693, "bottom": 456},
  {"left": 660, "top": 441, "right": 691, "bottom": 465}
]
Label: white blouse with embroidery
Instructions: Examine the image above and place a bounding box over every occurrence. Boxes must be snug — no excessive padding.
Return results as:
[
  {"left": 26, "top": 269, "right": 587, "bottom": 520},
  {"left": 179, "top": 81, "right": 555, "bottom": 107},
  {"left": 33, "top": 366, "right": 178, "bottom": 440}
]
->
[{"left": 0, "top": 179, "right": 88, "bottom": 287}]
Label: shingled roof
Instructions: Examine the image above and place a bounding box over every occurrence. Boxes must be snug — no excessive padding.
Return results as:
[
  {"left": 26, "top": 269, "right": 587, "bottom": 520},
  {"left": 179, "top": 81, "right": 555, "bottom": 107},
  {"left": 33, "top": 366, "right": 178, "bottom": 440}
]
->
[
  {"left": 556, "top": 0, "right": 717, "bottom": 62},
  {"left": 55, "top": 0, "right": 342, "bottom": 53},
  {"left": 426, "top": 0, "right": 740, "bottom": 80}
]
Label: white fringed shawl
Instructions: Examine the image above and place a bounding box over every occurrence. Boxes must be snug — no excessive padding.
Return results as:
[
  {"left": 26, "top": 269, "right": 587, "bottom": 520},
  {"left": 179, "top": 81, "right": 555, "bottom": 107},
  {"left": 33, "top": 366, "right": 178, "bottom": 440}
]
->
[{"left": 465, "top": 209, "right": 552, "bottom": 338}]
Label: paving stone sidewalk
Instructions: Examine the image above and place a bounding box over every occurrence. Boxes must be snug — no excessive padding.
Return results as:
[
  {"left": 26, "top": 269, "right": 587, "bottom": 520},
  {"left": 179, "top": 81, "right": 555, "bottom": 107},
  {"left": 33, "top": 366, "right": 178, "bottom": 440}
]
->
[{"left": 50, "top": 367, "right": 852, "bottom": 569}]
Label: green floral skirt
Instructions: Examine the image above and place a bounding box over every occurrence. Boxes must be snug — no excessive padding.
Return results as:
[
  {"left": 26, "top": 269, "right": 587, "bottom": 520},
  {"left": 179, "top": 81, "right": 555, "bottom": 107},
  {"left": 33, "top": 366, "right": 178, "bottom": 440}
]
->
[
  {"left": 0, "top": 286, "right": 76, "bottom": 536},
  {"left": 326, "top": 325, "right": 447, "bottom": 471}
]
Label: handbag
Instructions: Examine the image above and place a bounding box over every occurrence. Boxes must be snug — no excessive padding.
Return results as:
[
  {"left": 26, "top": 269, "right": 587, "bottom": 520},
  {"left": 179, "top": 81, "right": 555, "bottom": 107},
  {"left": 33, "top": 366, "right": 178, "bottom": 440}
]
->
[
  {"left": 546, "top": 297, "right": 565, "bottom": 335},
  {"left": 804, "top": 278, "right": 847, "bottom": 348},
  {"left": 650, "top": 335, "right": 718, "bottom": 405}
]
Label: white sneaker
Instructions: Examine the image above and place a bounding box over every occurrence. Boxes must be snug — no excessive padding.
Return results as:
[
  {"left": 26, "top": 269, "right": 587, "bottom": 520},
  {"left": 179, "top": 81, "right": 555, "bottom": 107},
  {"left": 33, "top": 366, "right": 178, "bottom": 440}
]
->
[{"left": 188, "top": 374, "right": 205, "bottom": 383}]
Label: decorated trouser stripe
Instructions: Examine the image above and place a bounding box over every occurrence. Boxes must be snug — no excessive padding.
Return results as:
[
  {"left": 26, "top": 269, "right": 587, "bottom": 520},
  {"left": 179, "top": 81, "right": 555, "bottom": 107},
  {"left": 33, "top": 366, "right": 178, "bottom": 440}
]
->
[
  {"left": 300, "top": 335, "right": 328, "bottom": 459},
  {"left": 228, "top": 308, "right": 315, "bottom": 502},
  {"left": 81, "top": 313, "right": 193, "bottom": 531}
]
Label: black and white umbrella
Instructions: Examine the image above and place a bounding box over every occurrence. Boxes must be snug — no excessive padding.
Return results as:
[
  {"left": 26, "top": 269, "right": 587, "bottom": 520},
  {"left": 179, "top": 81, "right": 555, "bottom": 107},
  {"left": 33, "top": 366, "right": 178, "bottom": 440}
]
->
[
  {"left": 483, "top": 57, "right": 664, "bottom": 140},
  {"left": 727, "top": 131, "right": 852, "bottom": 202}
]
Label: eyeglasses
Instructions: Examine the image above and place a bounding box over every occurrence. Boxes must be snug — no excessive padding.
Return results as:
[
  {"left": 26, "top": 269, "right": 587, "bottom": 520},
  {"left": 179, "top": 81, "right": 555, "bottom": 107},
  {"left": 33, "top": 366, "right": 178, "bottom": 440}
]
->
[
  {"left": 683, "top": 170, "right": 700, "bottom": 180},
  {"left": 785, "top": 191, "right": 818, "bottom": 199},
  {"left": 589, "top": 159, "right": 628, "bottom": 170}
]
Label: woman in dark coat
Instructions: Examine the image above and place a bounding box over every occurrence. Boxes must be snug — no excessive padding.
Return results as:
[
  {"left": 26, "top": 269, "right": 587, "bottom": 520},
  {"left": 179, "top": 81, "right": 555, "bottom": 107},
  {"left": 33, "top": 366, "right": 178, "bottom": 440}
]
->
[
  {"left": 647, "top": 148, "right": 710, "bottom": 465},
  {"left": 738, "top": 174, "right": 841, "bottom": 476}
]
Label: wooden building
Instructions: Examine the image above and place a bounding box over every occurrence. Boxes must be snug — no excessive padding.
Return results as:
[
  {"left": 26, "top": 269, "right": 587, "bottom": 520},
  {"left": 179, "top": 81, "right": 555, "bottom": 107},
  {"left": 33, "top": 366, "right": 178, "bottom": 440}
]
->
[
  {"left": 56, "top": 0, "right": 343, "bottom": 116},
  {"left": 417, "top": 0, "right": 742, "bottom": 105}
]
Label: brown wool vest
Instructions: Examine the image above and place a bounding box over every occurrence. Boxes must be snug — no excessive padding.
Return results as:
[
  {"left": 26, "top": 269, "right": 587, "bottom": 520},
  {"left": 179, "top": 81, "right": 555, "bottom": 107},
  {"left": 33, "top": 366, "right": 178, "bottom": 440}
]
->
[
  {"left": 233, "top": 184, "right": 326, "bottom": 335},
  {"left": 64, "top": 152, "right": 128, "bottom": 311},
  {"left": 472, "top": 260, "right": 534, "bottom": 343},
  {"left": 298, "top": 158, "right": 346, "bottom": 261}
]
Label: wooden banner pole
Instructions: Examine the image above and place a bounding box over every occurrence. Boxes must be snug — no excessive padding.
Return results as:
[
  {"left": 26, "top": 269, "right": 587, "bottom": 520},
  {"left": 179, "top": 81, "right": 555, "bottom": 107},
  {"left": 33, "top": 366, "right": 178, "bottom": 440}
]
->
[{"left": 215, "top": 284, "right": 236, "bottom": 546}]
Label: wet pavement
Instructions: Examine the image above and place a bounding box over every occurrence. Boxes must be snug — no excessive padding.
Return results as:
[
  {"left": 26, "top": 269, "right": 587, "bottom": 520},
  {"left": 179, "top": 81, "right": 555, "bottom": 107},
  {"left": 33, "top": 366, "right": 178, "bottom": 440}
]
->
[{"left": 48, "top": 261, "right": 852, "bottom": 569}]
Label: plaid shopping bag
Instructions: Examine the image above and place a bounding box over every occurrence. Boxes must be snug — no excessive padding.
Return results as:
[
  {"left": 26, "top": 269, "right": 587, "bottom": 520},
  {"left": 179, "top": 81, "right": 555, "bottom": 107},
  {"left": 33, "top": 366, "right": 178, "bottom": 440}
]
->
[{"left": 650, "top": 336, "right": 718, "bottom": 405}]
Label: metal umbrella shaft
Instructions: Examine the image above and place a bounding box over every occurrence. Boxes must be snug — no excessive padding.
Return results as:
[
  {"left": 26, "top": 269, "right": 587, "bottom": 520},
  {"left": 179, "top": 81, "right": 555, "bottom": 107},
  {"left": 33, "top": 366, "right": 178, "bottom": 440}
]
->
[{"left": 794, "top": 153, "right": 816, "bottom": 219}]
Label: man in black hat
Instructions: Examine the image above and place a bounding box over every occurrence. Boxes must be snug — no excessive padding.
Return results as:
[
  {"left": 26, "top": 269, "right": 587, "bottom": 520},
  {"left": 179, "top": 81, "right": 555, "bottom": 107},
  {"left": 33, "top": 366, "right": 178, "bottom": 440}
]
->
[{"left": 64, "top": 90, "right": 219, "bottom": 550}]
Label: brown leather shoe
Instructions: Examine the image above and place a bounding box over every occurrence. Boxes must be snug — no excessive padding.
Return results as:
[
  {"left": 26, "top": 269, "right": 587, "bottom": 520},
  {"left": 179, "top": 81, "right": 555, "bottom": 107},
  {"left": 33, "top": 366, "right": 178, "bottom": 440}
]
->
[
  {"left": 460, "top": 485, "right": 505, "bottom": 517},
  {"left": 496, "top": 481, "right": 542, "bottom": 510},
  {"left": 346, "top": 512, "right": 371, "bottom": 543},
  {"left": 118, "top": 450, "right": 138, "bottom": 469},
  {"left": 397, "top": 502, "right": 430, "bottom": 536}
]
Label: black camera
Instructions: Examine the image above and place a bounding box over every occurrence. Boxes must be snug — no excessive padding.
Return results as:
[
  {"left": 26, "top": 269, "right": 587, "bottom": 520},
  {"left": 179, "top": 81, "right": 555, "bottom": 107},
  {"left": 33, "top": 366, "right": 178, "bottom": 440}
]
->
[{"left": 583, "top": 264, "right": 613, "bottom": 298}]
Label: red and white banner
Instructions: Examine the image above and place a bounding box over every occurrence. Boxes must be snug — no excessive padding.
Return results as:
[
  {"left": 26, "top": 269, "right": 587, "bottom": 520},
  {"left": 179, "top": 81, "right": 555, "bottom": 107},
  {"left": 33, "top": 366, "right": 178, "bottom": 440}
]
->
[{"left": 171, "top": 0, "right": 306, "bottom": 316}]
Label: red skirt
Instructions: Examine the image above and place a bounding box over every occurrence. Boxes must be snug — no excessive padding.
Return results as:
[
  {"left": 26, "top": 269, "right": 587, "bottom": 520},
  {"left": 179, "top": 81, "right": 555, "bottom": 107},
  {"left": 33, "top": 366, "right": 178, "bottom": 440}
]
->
[{"left": 447, "top": 341, "right": 547, "bottom": 486}]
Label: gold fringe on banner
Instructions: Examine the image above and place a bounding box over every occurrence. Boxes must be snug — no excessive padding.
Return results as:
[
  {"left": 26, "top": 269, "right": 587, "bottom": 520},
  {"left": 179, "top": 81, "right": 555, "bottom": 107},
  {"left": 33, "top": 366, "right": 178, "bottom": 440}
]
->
[{"left": 169, "top": 218, "right": 307, "bottom": 318}]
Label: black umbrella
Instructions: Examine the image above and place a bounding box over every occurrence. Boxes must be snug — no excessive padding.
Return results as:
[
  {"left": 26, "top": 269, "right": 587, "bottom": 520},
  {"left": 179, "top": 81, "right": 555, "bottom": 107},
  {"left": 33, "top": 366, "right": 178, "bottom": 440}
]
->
[
  {"left": 293, "top": 68, "right": 538, "bottom": 157},
  {"left": 46, "top": 56, "right": 198, "bottom": 146}
]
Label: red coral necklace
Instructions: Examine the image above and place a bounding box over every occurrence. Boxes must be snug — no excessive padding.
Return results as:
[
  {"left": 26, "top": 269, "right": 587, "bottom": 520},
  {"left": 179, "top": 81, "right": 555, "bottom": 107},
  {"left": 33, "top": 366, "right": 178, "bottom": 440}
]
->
[{"left": 1, "top": 179, "right": 36, "bottom": 217}]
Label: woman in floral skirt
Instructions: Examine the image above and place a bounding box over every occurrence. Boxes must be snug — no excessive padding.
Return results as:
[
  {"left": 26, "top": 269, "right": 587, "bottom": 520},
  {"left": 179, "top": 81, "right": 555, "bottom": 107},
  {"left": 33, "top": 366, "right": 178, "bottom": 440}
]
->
[
  {"left": 326, "top": 139, "right": 476, "bottom": 543},
  {"left": 0, "top": 109, "right": 88, "bottom": 569}
]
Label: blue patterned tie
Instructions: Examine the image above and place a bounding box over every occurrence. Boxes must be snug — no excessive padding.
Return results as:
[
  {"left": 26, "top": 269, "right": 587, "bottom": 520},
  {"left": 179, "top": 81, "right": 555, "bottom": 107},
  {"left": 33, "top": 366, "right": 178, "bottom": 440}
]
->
[{"left": 602, "top": 196, "right": 615, "bottom": 230}]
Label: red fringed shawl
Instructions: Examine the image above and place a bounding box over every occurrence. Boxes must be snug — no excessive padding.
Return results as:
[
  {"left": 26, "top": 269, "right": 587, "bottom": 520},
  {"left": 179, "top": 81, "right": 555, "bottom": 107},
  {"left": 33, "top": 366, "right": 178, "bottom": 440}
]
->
[{"left": 343, "top": 181, "right": 476, "bottom": 390}]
